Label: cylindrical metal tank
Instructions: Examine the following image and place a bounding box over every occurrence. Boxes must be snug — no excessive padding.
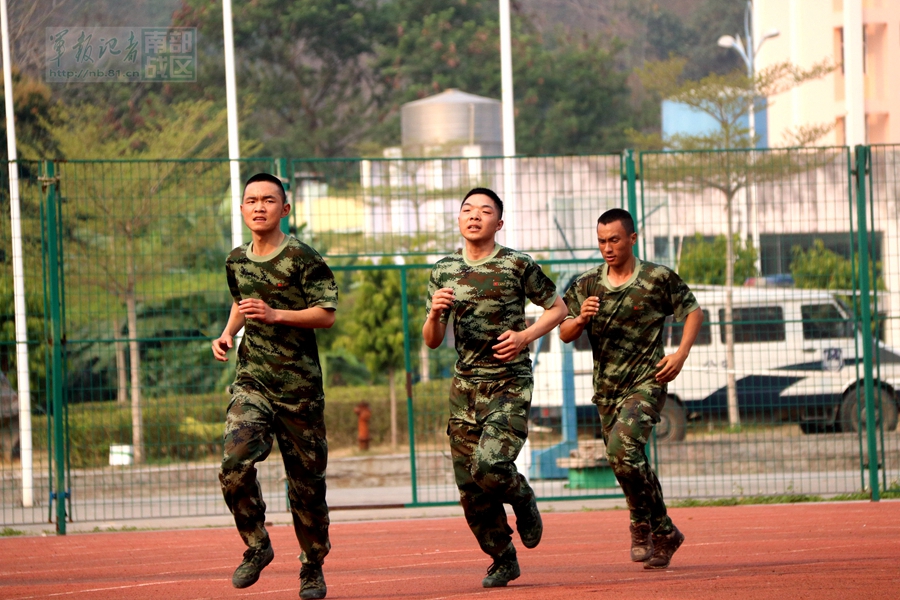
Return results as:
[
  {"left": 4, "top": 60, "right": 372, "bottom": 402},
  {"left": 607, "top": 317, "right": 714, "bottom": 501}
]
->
[{"left": 401, "top": 89, "right": 502, "bottom": 157}]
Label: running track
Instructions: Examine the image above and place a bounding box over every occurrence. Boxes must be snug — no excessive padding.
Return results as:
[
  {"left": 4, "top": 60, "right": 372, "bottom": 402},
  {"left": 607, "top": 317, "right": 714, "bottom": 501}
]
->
[{"left": 2, "top": 501, "right": 899, "bottom": 599}]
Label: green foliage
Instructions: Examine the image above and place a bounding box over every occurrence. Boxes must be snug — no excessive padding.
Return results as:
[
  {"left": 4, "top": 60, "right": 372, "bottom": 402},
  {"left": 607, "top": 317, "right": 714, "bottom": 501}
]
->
[
  {"left": 791, "top": 240, "right": 853, "bottom": 290},
  {"left": 336, "top": 261, "right": 428, "bottom": 382},
  {"left": 376, "top": 3, "right": 635, "bottom": 154},
  {"left": 174, "top": 0, "right": 388, "bottom": 158},
  {"left": 0, "top": 69, "right": 60, "bottom": 160},
  {"left": 677, "top": 234, "right": 758, "bottom": 285},
  {"left": 322, "top": 349, "right": 371, "bottom": 387},
  {"left": 338, "top": 260, "right": 412, "bottom": 378},
  {"left": 0, "top": 276, "right": 46, "bottom": 407},
  {"left": 0, "top": 527, "right": 26, "bottom": 537},
  {"left": 790, "top": 239, "right": 884, "bottom": 291},
  {"left": 32, "top": 380, "right": 450, "bottom": 467},
  {"left": 63, "top": 292, "right": 233, "bottom": 403},
  {"left": 167, "top": 0, "right": 639, "bottom": 157}
]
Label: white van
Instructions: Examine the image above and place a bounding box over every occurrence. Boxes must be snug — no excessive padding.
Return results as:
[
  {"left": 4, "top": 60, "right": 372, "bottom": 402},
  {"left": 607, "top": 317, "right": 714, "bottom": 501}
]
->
[{"left": 528, "top": 286, "right": 900, "bottom": 441}]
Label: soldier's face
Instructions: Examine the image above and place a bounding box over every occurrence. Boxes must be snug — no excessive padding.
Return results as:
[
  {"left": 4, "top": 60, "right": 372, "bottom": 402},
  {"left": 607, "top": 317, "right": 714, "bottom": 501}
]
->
[
  {"left": 458, "top": 194, "right": 503, "bottom": 243},
  {"left": 241, "top": 181, "right": 289, "bottom": 234},
  {"left": 597, "top": 220, "right": 637, "bottom": 268}
]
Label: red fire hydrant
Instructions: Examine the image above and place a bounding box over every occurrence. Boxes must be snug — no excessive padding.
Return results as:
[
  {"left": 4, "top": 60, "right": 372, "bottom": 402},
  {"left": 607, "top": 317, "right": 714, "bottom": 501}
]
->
[{"left": 354, "top": 401, "right": 372, "bottom": 451}]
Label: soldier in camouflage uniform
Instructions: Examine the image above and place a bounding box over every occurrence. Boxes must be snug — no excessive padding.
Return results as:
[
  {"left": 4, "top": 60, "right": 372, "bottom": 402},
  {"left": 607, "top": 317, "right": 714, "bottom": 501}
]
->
[
  {"left": 560, "top": 208, "right": 703, "bottom": 570},
  {"left": 212, "top": 173, "right": 336, "bottom": 600},
  {"left": 423, "top": 188, "right": 567, "bottom": 588}
]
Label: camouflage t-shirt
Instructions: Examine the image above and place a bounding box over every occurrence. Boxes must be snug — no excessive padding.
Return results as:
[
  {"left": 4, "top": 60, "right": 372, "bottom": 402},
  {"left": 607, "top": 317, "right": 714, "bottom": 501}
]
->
[
  {"left": 563, "top": 259, "right": 698, "bottom": 401},
  {"left": 226, "top": 235, "right": 338, "bottom": 404},
  {"left": 426, "top": 245, "right": 558, "bottom": 378}
]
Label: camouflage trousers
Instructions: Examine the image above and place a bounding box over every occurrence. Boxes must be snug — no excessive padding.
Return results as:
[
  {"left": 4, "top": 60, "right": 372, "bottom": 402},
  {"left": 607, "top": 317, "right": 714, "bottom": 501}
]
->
[
  {"left": 219, "top": 385, "right": 331, "bottom": 565},
  {"left": 447, "top": 375, "right": 536, "bottom": 557},
  {"left": 595, "top": 387, "right": 674, "bottom": 534}
]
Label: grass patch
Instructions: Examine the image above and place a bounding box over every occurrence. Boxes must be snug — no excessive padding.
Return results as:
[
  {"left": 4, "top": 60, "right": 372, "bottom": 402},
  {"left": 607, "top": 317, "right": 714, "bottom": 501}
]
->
[
  {"left": 0, "top": 527, "right": 26, "bottom": 537},
  {"left": 671, "top": 494, "right": 825, "bottom": 508},
  {"left": 89, "top": 525, "right": 141, "bottom": 533}
]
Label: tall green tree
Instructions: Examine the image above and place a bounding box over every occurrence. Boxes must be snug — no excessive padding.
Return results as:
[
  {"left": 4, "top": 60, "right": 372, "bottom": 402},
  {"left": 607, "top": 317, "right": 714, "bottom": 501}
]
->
[
  {"left": 173, "top": 0, "right": 391, "bottom": 158},
  {"left": 45, "top": 99, "right": 250, "bottom": 463},
  {"left": 338, "top": 261, "right": 405, "bottom": 449},
  {"left": 375, "top": 2, "right": 635, "bottom": 154},
  {"left": 337, "top": 259, "right": 425, "bottom": 449}
]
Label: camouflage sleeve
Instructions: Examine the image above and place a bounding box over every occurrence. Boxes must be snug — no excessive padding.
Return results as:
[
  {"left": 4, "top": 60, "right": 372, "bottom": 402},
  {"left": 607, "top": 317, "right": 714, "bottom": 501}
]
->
[
  {"left": 668, "top": 269, "right": 700, "bottom": 322},
  {"left": 225, "top": 259, "right": 241, "bottom": 302},
  {"left": 425, "top": 266, "right": 449, "bottom": 324},
  {"left": 303, "top": 251, "right": 339, "bottom": 310},
  {"left": 522, "top": 256, "right": 558, "bottom": 309},
  {"left": 563, "top": 278, "right": 585, "bottom": 320}
]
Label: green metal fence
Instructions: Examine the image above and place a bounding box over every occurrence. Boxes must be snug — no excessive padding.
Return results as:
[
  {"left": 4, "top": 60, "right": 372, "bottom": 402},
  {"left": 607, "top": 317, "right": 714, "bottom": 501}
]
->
[{"left": 1, "top": 147, "right": 898, "bottom": 534}]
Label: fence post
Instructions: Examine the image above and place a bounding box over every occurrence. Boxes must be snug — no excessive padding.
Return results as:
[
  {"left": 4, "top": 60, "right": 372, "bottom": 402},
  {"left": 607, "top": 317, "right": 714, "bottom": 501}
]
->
[
  {"left": 624, "top": 149, "right": 640, "bottom": 259},
  {"left": 400, "top": 267, "right": 418, "bottom": 504},
  {"left": 42, "top": 160, "right": 68, "bottom": 532},
  {"left": 854, "top": 145, "right": 880, "bottom": 501},
  {"left": 276, "top": 157, "right": 291, "bottom": 235}
]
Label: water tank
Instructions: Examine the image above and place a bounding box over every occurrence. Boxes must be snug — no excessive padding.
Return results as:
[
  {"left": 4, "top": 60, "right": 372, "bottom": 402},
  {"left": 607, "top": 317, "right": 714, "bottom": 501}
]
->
[{"left": 401, "top": 89, "right": 502, "bottom": 157}]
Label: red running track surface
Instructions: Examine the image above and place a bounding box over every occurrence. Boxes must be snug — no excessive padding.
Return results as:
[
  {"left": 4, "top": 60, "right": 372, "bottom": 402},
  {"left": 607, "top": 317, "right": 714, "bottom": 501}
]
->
[{"left": 2, "top": 501, "right": 899, "bottom": 599}]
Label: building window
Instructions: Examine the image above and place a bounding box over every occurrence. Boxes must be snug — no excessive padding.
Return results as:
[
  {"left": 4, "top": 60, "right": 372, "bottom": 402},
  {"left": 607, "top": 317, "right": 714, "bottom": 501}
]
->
[{"left": 835, "top": 27, "right": 845, "bottom": 75}]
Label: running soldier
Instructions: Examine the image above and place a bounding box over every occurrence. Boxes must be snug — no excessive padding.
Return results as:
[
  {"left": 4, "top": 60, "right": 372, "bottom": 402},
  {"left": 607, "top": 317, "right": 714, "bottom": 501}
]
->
[
  {"left": 559, "top": 208, "right": 703, "bottom": 570},
  {"left": 212, "top": 173, "right": 337, "bottom": 599},
  {"left": 424, "top": 188, "right": 567, "bottom": 588}
]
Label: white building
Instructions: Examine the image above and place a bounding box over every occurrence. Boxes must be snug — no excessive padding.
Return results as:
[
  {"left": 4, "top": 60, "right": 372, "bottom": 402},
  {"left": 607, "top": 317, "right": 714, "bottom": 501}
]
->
[{"left": 754, "top": 0, "right": 899, "bottom": 146}]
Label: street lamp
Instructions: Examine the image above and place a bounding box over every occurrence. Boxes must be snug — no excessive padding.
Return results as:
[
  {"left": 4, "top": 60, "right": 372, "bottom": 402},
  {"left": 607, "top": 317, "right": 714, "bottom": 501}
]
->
[
  {"left": 717, "top": 0, "right": 780, "bottom": 146},
  {"left": 717, "top": 0, "right": 779, "bottom": 276}
]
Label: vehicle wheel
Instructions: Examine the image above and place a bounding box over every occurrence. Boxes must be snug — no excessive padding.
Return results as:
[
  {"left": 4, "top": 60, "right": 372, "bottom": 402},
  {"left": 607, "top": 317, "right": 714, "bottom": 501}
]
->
[
  {"left": 656, "top": 397, "right": 686, "bottom": 442},
  {"left": 839, "top": 388, "right": 899, "bottom": 433}
]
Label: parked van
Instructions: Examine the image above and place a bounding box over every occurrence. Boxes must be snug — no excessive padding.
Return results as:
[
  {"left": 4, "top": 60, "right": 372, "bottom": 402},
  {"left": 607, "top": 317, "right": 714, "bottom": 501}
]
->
[{"left": 528, "top": 286, "right": 900, "bottom": 441}]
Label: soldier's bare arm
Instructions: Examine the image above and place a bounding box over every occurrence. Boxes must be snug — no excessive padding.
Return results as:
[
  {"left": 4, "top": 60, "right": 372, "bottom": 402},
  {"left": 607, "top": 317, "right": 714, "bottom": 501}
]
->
[
  {"left": 212, "top": 302, "right": 246, "bottom": 361},
  {"left": 237, "top": 298, "right": 335, "bottom": 329},
  {"left": 493, "top": 296, "right": 567, "bottom": 362},
  {"left": 559, "top": 296, "right": 600, "bottom": 343},
  {"left": 423, "top": 287, "right": 454, "bottom": 349}
]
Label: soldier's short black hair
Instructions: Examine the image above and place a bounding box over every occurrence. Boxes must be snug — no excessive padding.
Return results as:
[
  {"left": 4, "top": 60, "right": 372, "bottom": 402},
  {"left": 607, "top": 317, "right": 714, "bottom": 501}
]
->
[
  {"left": 598, "top": 208, "right": 635, "bottom": 235},
  {"left": 461, "top": 187, "right": 504, "bottom": 219},
  {"left": 243, "top": 172, "right": 287, "bottom": 204}
]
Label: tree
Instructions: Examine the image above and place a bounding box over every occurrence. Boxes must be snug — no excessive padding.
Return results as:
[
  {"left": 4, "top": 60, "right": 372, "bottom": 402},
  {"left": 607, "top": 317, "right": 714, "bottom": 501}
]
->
[
  {"left": 790, "top": 240, "right": 856, "bottom": 291},
  {"left": 173, "top": 0, "right": 391, "bottom": 158},
  {"left": 677, "top": 234, "right": 757, "bottom": 286},
  {"left": 0, "top": 69, "right": 61, "bottom": 161},
  {"left": 45, "top": 99, "right": 252, "bottom": 463},
  {"left": 374, "top": 2, "right": 636, "bottom": 154},
  {"left": 337, "top": 259, "right": 425, "bottom": 449},
  {"left": 632, "top": 56, "right": 833, "bottom": 429},
  {"left": 338, "top": 261, "right": 405, "bottom": 449},
  {"left": 0, "top": 276, "right": 45, "bottom": 409}
]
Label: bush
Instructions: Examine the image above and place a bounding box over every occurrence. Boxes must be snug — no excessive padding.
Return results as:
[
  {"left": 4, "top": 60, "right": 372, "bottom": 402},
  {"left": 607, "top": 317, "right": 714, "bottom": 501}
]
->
[{"left": 33, "top": 380, "right": 453, "bottom": 467}]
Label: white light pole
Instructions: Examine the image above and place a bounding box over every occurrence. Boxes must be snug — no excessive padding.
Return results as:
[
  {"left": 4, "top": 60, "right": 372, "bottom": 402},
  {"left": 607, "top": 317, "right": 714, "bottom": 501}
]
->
[
  {"left": 222, "top": 0, "right": 243, "bottom": 250},
  {"left": 498, "top": 0, "right": 517, "bottom": 250},
  {"left": 717, "top": 0, "right": 779, "bottom": 275},
  {"left": 1, "top": 0, "right": 34, "bottom": 508}
]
